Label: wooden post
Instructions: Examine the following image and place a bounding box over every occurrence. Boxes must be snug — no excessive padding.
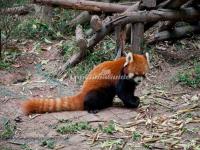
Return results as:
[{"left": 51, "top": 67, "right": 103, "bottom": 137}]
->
[
  {"left": 131, "top": 23, "right": 144, "bottom": 54},
  {"left": 115, "top": 25, "right": 126, "bottom": 59}
]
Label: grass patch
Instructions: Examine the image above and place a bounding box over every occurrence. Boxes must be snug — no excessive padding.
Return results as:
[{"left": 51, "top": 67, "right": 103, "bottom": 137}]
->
[
  {"left": 102, "top": 120, "right": 116, "bottom": 134},
  {"left": 101, "top": 139, "right": 123, "bottom": 149},
  {"left": 0, "top": 147, "right": 14, "bottom": 150},
  {"left": 21, "top": 144, "right": 32, "bottom": 150},
  {"left": 57, "top": 121, "right": 92, "bottom": 134},
  {"left": 0, "top": 60, "right": 11, "bottom": 69},
  {"left": 12, "top": 9, "right": 78, "bottom": 41},
  {"left": 14, "top": 19, "right": 59, "bottom": 40},
  {"left": 0, "top": 118, "right": 16, "bottom": 139},
  {"left": 176, "top": 63, "right": 200, "bottom": 88},
  {"left": 0, "top": 47, "right": 22, "bottom": 70},
  {"left": 1, "top": 5, "right": 77, "bottom": 42},
  {"left": 61, "top": 38, "right": 78, "bottom": 58},
  {"left": 132, "top": 131, "right": 141, "bottom": 141},
  {"left": 51, "top": 9, "right": 77, "bottom": 35},
  {"left": 41, "top": 139, "right": 55, "bottom": 149}
]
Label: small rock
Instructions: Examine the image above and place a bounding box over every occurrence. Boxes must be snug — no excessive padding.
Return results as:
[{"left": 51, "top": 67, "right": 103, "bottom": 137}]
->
[
  {"left": 191, "top": 95, "right": 199, "bottom": 101},
  {"left": 181, "top": 94, "right": 190, "bottom": 101},
  {"left": 14, "top": 116, "right": 23, "bottom": 123}
]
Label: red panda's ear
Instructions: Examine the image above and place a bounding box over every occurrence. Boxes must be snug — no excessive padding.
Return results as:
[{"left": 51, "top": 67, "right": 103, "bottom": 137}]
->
[
  {"left": 144, "top": 52, "right": 150, "bottom": 66},
  {"left": 124, "top": 52, "right": 133, "bottom": 67}
]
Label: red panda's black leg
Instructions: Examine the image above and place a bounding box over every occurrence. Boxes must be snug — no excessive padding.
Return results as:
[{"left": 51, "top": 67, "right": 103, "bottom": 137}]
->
[
  {"left": 88, "top": 110, "right": 99, "bottom": 114},
  {"left": 122, "top": 95, "right": 140, "bottom": 108},
  {"left": 116, "top": 76, "right": 140, "bottom": 108},
  {"left": 84, "top": 86, "right": 115, "bottom": 113},
  {"left": 117, "top": 93, "right": 140, "bottom": 108}
]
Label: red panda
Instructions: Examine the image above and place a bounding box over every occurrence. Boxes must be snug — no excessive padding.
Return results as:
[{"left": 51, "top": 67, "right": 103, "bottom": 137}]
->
[{"left": 22, "top": 52, "right": 150, "bottom": 115}]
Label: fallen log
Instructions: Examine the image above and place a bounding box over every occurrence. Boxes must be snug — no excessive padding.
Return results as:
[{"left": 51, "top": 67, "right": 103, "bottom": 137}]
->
[
  {"left": 158, "top": 21, "right": 175, "bottom": 32},
  {"left": 87, "top": 23, "right": 113, "bottom": 49},
  {"left": 126, "top": 0, "right": 167, "bottom": 41},
  {"left": 145, "top": 0, "right": 190, "bottom": 31},
  {"left": 182, "top": 0, "right": 200, "bottom": 8},
  {"left": 148, "top": 25, "right": 200, "bottom": 43},
  {"left": 107, "top": 8, "right": 200, "bottom": 27},
  {"left": 34, "top": 0, "right": 130, "bottom": 13},
  {"left": 140, "top": 0, "right": 157, "bottom": 9},
  {"left": 161, "top": 0, "right": 190, "bottom": 9},
  {"left": 68, "top": 11, "right": 91, "bottom": 27},
  {"left": 76, "top": 25, "right": 87, "bottom": 49},
  {"left": 88, "top": 7, "right": 200, "bottom": 54},
  {"left": 65, "top": 0, "right": 124, "bottom": 28},
  {"left": 90, "top": 15, "right": 103, "bottom": 32},
  {"left": 0, "top": 5, "right": 34, "bottom": 15},
  {"left": 158, "top": 0, "right": 190, "bottom": 32}
]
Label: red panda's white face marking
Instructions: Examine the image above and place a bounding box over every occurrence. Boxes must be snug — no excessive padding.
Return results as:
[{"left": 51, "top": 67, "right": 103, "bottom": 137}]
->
[
  {"left": 133, "top": 76, "right": 145, "bottom": 85},
  {"left": 128, "top": 73, "right": 134, "bottom": 78}
]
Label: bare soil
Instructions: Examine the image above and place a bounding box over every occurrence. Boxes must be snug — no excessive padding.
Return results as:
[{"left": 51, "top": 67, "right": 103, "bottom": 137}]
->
[{"left": 0, "top": 40, "right": 199, "bottom": 150}]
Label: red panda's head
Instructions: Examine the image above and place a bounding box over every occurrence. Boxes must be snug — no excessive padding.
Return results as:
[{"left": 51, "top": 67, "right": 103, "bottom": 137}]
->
[{"left": 123, "top": 52, "right": 150, "bottom": 85}]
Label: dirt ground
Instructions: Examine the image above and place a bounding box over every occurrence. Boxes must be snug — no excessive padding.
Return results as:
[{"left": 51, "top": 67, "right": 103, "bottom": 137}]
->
[{"left": 0, "top": 40, "right": 199, "bottom": 150}]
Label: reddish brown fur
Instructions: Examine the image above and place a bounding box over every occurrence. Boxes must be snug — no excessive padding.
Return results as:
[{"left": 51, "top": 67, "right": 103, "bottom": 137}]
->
[{"left": 22, "top": 54, "right": 149, "bottom": 115}]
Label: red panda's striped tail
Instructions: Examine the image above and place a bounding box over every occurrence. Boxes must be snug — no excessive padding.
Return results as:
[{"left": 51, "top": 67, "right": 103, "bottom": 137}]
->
[{"left": 22, "top": 93, "right": 84, "bottom": 115}]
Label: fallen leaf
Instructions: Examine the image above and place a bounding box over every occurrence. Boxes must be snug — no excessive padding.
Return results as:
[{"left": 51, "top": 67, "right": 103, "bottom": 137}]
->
[
  {"left": 12, "top": 64, "right": 21, "bottom": 68},
  {"left": 41, "top": 46, "right": 52, "bottom": 51},
  {"left": 41, "top": 60, "right": 49, "bottom": 65},
  {"left": 44, "top": 38, "right": 52, "bottom": 44},
  {"left": 115, "top": 125, "right": 124, "bottom": 133},
  {"left": 143, "top": 137, "right": 160, "bottom": 143}
]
